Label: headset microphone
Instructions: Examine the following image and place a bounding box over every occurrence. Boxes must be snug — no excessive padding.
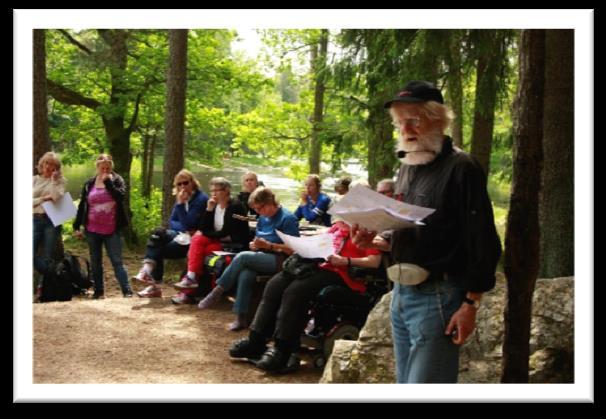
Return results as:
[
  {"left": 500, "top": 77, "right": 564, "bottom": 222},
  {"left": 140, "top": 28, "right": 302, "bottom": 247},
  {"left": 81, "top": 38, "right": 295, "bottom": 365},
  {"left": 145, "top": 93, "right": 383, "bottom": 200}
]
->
[{"left": 397, "top": 150, "right": 437, "bottom": 158}]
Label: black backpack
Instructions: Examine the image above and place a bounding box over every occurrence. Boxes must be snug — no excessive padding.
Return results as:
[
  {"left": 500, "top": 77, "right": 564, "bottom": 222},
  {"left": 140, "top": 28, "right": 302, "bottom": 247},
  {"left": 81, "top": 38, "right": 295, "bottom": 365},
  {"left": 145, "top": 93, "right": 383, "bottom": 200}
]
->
[
  {"left": 39, "top": 261, "right": 73, "bottom": 302},
  {"left": 63, "top": 252, "right": 93, "bottom": 295},
  {"left": 39, "top": 253, "right": 93, "bottom": 303}
]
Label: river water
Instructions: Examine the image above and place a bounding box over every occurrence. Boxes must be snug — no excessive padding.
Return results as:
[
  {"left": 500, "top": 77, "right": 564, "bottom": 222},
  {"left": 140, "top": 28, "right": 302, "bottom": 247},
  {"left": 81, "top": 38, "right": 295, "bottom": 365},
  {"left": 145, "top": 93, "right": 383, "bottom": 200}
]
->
[{"left": 62, "top": 159, "right": 369, "bottom": 214}]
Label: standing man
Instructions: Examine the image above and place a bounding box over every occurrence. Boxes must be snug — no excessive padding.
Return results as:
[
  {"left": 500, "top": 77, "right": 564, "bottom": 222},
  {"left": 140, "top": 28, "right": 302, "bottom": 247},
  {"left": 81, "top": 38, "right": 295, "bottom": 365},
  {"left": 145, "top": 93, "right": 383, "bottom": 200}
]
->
[{"left": 352, "top": 80, "right": 502, "bottom": 383}]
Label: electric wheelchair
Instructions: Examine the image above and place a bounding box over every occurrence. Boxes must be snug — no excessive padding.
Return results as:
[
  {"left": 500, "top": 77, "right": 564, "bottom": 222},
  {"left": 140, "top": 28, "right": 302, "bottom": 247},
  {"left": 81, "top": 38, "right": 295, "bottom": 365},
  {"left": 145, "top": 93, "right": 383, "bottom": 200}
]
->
[{"left": 298, "top": 265, "right": 390, "bottom": 368}]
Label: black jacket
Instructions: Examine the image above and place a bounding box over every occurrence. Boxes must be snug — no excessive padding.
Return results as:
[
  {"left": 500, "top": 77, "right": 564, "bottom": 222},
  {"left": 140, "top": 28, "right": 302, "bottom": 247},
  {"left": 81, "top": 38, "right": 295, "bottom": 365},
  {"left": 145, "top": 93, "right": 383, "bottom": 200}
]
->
[
  {"left": 237, "top": 191, "right": 259, "bottom": 218},
  {"left": 384, "top": 137, "right": 502, "bottom": 293},
  {"left": 73, "top": 173, "right": 129, "bottom": 232},
  {"left": 199, "top": 198, "right": 250, "bottom": 250}
]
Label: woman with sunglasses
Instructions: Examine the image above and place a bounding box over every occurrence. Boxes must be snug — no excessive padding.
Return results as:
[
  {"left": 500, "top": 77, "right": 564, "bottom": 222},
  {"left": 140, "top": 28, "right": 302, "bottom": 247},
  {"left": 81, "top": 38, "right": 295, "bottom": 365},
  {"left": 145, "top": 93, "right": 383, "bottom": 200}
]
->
[{"left": 133, "top": 169, "right": 208, "bottom": 298}]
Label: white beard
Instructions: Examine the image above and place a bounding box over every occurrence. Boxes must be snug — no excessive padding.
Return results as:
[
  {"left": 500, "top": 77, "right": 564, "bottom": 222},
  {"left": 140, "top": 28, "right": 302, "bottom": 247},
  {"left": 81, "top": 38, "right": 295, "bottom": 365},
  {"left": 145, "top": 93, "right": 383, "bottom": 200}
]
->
[{"left": 396, "top": 133, "right": 444, "bottom": 165}]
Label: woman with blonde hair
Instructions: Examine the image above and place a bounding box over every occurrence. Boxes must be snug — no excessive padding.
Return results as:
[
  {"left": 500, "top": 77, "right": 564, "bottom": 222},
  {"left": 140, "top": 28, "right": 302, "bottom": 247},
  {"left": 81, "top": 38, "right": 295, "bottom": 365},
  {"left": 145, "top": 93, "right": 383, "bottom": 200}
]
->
[
  {"left": 237, "top": 171, "right": 260, "bottom": 218},
  {"left": 73, "top": 154, "right": 132, "bottom": 298},
  {"left": 33, "top": 152, "right": 66, "bottom": 277},
  {"left": 294, "top": 174, "right": 332, "bottom": 227},
  {"left": 133, "top": 169, "right": 208, "bottom": 298}
]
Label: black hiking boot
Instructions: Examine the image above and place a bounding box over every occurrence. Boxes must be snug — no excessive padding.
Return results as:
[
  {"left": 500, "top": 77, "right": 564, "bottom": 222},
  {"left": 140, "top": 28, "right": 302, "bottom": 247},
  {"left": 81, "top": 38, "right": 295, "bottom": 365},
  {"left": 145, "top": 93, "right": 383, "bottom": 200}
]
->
[{"left": 229, "top": 337, "right": 267, "bottom": 360}]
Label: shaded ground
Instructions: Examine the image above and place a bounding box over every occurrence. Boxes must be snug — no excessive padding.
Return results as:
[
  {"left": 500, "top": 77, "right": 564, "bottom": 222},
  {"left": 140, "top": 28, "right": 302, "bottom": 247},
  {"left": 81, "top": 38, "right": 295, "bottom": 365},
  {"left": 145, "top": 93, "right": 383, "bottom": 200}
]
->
[{"left": 33, "top": 250, "right": 323, "bottom": 384}]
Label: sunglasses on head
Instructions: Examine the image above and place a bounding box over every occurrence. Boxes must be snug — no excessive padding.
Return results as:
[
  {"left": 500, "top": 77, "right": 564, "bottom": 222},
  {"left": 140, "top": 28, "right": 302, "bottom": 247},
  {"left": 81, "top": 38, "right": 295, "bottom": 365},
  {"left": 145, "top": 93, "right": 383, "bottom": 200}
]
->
[{"left": 176, "top": 180, "right": 190, "bottom": 187}]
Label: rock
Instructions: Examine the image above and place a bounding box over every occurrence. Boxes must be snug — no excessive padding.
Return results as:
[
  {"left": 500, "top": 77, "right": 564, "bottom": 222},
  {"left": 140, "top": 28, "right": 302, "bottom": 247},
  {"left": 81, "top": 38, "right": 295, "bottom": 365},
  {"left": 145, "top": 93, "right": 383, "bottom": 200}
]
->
[{"left": 321, "top": 275, "right": 574, "bottom": 383}]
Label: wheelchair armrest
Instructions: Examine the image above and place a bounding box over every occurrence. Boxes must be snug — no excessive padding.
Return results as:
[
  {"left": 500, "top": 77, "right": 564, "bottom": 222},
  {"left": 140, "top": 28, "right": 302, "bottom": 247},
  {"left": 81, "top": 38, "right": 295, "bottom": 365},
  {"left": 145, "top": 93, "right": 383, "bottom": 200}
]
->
[{"left": 348, "top": 267, "right": 387, "bottom": 283}]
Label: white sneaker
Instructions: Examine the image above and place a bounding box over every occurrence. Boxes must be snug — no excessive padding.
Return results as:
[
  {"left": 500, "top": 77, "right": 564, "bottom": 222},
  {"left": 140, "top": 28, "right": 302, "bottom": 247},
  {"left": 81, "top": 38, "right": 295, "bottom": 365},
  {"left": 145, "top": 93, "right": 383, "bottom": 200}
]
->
[
  {"left": 174, "top": 276, "right": 199, "bottom": 290},
  {"left": 132, "top": 269, "right": 155, "bottom": 285},
  {"left": 137, "top": 285, "right": 162, "bottom": 298}
]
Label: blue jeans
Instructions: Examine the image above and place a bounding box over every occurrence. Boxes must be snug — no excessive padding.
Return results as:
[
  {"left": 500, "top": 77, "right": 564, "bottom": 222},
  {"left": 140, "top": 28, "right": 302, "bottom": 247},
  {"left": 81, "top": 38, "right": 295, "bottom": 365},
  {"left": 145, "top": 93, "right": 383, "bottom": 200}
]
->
[
  {"left": 390, "top": 279, "right": 465, "bottom": 383},
  {"left": 216, "top": 251, "right": 279, "bottom": 315},
  {"left": 33, "top": 215, "right": 62, "bottom": 275},
  {"left": 143, "top": 229, "right": 189, "bottom": 283},
  {"left": 85, "top": 230, "right": 131, "bottom": 294}
]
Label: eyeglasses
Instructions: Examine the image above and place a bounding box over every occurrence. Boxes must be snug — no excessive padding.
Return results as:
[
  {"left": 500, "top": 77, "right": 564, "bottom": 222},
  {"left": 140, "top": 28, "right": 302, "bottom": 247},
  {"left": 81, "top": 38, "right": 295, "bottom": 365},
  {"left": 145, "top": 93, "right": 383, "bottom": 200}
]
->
[
  {"left": 392, "top": 117, "right": 421, "bottom": 129},
  {"left": 210, "top": 188, "right": 225, "bottom": 193},
  {"left": 377, "top": 190, "right": 393, "bottom": 196},
  {"left": 176, "top": 180, "right": 190, "bottom": 187},
  {"left": 253, "top": 203, "right": 267, "bottom": 212}
]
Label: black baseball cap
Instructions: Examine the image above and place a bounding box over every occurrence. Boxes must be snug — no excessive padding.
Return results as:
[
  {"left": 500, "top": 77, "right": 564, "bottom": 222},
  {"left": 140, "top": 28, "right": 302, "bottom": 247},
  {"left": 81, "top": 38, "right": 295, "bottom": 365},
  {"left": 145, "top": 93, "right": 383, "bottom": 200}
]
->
[{"left": 384, "top": 80, "right": 444, "bottom": 108}]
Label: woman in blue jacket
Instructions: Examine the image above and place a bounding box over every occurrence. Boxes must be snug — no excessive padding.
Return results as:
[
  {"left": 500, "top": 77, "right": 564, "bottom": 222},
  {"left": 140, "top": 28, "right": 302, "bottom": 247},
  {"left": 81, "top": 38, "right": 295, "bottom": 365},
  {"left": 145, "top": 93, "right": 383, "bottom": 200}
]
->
[
  {"left": 294, "top": 174, "right": 332, "bottom": 227},
  {"left": 133, "top": 169, "right": 208, "bottom": 298}
]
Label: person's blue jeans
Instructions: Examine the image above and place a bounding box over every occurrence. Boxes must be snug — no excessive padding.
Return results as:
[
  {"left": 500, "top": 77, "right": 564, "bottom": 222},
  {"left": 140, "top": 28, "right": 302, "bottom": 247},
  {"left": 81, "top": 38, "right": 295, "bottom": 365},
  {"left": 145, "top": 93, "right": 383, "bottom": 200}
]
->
[
  {"left": 143, "top": 229, "right": 189, "bottom": 283},
  {"left": 216, "top": 251, "right": 279, "bottom": 315},
  {"left": 390, "top": 278, "right": 466, "bottom": 383},
  {"left": 85, "top": 230, "right": 131, "bottom": 294},
  {"left": 33, "top": 215, "right": 62, "bottom": 275}
]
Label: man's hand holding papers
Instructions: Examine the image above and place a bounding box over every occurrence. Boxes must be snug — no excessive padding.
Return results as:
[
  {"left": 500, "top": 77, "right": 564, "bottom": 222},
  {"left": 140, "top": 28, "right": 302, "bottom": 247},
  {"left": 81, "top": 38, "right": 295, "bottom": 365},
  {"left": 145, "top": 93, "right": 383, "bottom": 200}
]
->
[{"left": 327, "top": 185, "right": 435, "bottom": 233}]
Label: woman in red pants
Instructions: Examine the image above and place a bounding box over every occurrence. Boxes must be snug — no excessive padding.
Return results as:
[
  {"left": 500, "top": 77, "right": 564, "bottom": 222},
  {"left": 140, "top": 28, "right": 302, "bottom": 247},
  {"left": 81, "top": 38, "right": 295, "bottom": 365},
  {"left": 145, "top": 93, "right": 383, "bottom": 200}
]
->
[{"left": 172, "top": 177, "right": 250, "bottom": 304}]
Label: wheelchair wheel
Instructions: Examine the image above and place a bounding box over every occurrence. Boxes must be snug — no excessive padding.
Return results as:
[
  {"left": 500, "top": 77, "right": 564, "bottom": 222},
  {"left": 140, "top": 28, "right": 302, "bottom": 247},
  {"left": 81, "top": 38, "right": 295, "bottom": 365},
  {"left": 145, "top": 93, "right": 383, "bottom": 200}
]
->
[
  {"left": 312, "top": 354, "right": 326, "bottom": 369},
  {"left": 323, "top": 324, "right": 360, "bottom": 359}
]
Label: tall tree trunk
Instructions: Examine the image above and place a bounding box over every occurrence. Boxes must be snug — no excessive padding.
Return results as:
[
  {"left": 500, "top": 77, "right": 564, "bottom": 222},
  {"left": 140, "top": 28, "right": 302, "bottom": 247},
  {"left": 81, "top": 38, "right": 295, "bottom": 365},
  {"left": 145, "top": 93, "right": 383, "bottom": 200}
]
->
[
  {"left": 501, "top": 29, "right": 545, "bottom": 383},
  {"left": 470, "top": 30, "right": 506, "bottom": 175},
  {"left": 162, "top": 29, "right": 188, "bottom": 224},
  {"left": 417, "top": 30, "right": 441, "bottom": 84},
  {"left": 99, "top": 30, "right": 138, "bottom": 243},
  {"left": 367, "top": 101, "right": 397, "bottom": 188},
  {"left": 539, "top": 30, "right": 574, "bottom": 278},
  {"left": 34, "top": 29, "right": 64, "bottom": 261},
  {"left": 309, "top": 29, "right": 328, "bottom": 175},
  {"left": 146, "top": 134, "right": 156, "bottom": 197},
  {"left": 445, "top": 30, "right": 464, "bottom": 148},
  {"left": 141, "top": 133, "right": 151, "bottom": 197},
  {"left": 141, "top": 132, "right": 157, "bottom": 199},
  {"left": 33, "top": 29, "right": 50, "bottom": 173}
]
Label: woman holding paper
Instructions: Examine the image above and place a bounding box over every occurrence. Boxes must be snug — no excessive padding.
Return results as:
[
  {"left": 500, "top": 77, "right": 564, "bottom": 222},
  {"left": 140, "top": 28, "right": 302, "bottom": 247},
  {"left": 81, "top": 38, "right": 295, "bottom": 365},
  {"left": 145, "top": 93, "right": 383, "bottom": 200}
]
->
[
  {"left": 33, "top": 152, "right": 66, "bottom": 277},
  {"left": 227, "top": 215, "right": 381, "bottom": 373},
  {"left": 171, "top": 177, "right": 250, "bottom": 305},
  {"left": 73, "top": 154, "right": 132, "bottom": 299}
]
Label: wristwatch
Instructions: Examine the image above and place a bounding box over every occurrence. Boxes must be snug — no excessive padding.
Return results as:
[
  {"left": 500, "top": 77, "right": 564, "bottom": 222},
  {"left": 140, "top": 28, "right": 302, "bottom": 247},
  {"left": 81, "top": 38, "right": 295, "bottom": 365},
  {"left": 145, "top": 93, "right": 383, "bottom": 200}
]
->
[{"left": 463, "top": 297, "right": 481, "bottom": 309}]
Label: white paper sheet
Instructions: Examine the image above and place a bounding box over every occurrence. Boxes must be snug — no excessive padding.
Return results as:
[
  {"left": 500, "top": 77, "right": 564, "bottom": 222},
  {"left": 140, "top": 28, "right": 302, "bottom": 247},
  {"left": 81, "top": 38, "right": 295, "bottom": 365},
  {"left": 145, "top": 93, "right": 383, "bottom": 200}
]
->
[
  {"left": 327, "top": 184, "right": 435, "bottom": 232},
  {"left": 212, "top": 251, "right": 237, "bottom": 256},
  {"left": 41, "top": 192, "right": 78, "bottom": 227},
  {"left": 276, "top": 230, "right": 335, "bottom": 260}
]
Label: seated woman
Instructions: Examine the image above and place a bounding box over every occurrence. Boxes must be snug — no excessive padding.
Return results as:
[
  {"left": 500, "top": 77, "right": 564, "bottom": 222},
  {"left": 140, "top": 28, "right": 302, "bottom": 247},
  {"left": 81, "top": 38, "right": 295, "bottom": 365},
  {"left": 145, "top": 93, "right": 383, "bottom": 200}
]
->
[
  {"left": 237, "top": 171, "right": 260, "bottom": 219},
  {"left": 334, "top": 175, "right": 351, "bottom": 197},
  {"left": 133, "top": 169, "right": 208, "bottom": 298},
  {"left": 227, "top": 215, "right": 381, "bottom": 372},
  {"left": 171, "top": 177, "right": 250, "bottom": 305},
  {"left": 197, "top": 187, "right": 299, "bottom": 332},
  {"left": 294, "top": 174, "right": 332, "bottom": 227}
]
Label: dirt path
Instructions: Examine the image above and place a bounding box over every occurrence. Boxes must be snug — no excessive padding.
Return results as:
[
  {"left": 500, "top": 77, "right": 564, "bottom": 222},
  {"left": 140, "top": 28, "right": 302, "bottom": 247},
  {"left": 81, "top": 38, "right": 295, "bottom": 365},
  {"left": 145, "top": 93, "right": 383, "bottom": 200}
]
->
[{"left": 33, "top": 253, "right": 323, "bottom": 384}]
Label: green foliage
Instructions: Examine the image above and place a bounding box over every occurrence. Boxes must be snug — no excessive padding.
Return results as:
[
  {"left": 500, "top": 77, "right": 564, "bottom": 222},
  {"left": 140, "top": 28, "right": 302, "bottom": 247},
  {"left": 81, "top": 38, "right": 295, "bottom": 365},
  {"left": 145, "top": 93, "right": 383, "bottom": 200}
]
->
[
  {"left": 285, "top": 161, "right": 309, "bottom": 183},
  {"left": 129, "top": 159, "right": 163, "bottom": 241},
  {"left": 47, "top": 28, "right": 519, "bottom": 242}
]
